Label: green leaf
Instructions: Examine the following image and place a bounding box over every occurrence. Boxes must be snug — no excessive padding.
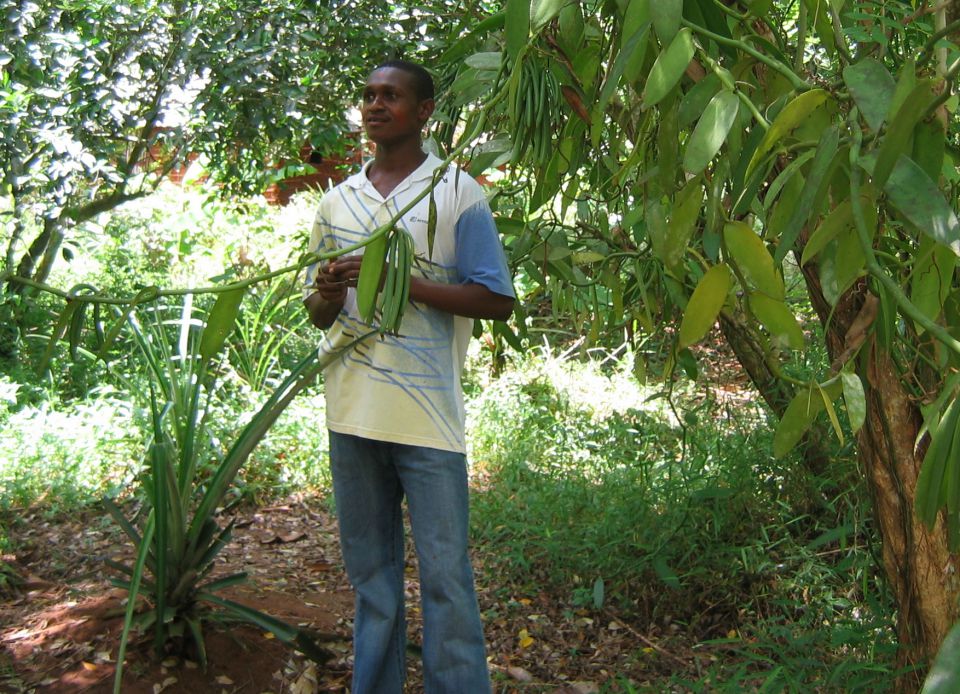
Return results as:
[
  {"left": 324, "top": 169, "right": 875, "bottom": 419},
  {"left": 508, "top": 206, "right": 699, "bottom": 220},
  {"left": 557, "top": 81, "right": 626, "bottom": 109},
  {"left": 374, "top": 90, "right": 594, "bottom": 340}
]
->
[
  {"left": 493, "top": 320, "right": 524, "bottom": 351},
  {"left": 187, "top": 332, "right": 375, "bottom": 548},
  {"left": 641, "top": 27, "right": 694, "bottom": 110},
  {"left": 802, "top": 200, "right": 853, "bottom": 266},
  {"left": 465, "top": 51, "right": 502, "bottom": 71},
  {"left": 843, "top": 58, "right": 896, "bottom": 132},
  {"left": 621, "top": 0, "right": 651, "bottom": 83},
  {"left": 115, "top": 515, "right": 156, "bottom": 694},
  {"left": 872, "top": 80, "right": 936, "bottom": 188},
  {"left": 841, "top": 371, "right": 866, "bottom": 434},
  {"left": 922, "top": 622, "right": 960, "bottom": 694},
  {"left": 818, "top": 383, "right": 844, "bottom": 445},
  {"left": 356, "top": 231, "right": 389, "bottom": 324},
  {"left": 912, "top": 238, "right": 957, "bottom": 332},
  {"left": 659, "top": 177, "right": 702, "bottom": 269},
  {"left": 199, "top": 572, "right": 249, "bottom": 594},
  {"left": 723, "top": 222, "right": 784, "bottom": 299},
  {"left": 773, "top": 125, "right": 840, "bottom": 264},
  {"left": 916, "top": 396, "right": 960, "bottom": 528},
  {"left": 748, "top": 293, "right": 804, "bottom": 350},
  {"left": 913, "top": 117, "right": 947, "bottom": 181},
  {"left": 678, "top": 73, "right": 721, "bottom": 127},
  {"left": 652, "top": 555, "right": 681, "bottom": 589},
  {"left": 38, "top": 300, "right": 81, "bottom": 375},
  {"left": 802, "top": 0, "right": 836, "bottom": 56},
  {"left": 774, "top": 387, "right": 823, "bottom": 458},
  {"left": 683, "top": 89, "right": 739, "bottom": 174},
  {"left": 199, "top": 288, "right": 245, "bottom": 362},
  {"left": 427, "top": 188, "right": 438, "bottom": 260},
  {"left": 763, "top": 151, "right": 814, "bottom": 213},
  {"left": 650, "top": 0, "right": 682, "bottom": 44},
  {"left": 831, "top": 224, "right": 868, "bottom": 300},
  {"left": 678, "top": 263, "right": 731, "bottom": 348},
  {"left": 747, "top": 89, "right": 830, "bottom": 180},
  {"left": 557, "top": 2, "right": 584, "bottom": 58},
  {"left": 592, "top": 577, "right": 605, "bottom": 609},
  {"left": 531, "top": 0, "right": 566, "bottom": 30},
  {"left": 505, "top": 0, "right": 531, "bottom": 64},
  {"left": 571, "top": 250, "right": 606, "bottom": 265},
  {"left": 599, "top": 23, "right": 650, "bottom": 114},
  {"left": 884, "top": 155, "right": 960, "bottom": 256},
  {"left": 67, "top": 299, "right": 89, "bottom": 361}
]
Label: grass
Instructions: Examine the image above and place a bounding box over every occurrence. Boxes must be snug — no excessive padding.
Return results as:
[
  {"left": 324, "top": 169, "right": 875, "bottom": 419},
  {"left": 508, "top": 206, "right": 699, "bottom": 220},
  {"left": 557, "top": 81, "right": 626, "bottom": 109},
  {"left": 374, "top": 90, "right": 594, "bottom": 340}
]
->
[
  {"left": 465, "top": 345, "right": 898, "bottom": 690},
  {"left": 0, "top": 183, "right": 901, "bottom": 690},
  {"left": 0, "top": 379, "right": 142, "bottom": 512},
  {"left": 0, "top": 335, "right": 897, "bottom": 687}
]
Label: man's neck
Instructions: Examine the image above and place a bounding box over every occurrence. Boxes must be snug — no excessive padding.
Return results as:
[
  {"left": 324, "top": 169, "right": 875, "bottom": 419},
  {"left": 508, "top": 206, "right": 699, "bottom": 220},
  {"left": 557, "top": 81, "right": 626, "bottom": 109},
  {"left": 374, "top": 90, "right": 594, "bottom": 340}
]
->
[{"left": 367, "top": 139, "right": 428, "bottom": 197}]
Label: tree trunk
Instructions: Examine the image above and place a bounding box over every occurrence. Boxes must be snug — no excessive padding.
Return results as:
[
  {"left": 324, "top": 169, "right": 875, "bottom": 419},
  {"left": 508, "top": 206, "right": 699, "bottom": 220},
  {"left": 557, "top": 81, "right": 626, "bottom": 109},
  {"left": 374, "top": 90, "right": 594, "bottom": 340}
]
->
[
  {"left": 799, "top": 264, "right": 959, "bottom": 686},
  {"left": 860, "top": 345, "right": 958, "bottom": 688},
  {"left": 14, "top": 217, "right": 58, "bottom": 288},
  {"left": 719, "top": 311, "right": 834, "bottom": 478}
]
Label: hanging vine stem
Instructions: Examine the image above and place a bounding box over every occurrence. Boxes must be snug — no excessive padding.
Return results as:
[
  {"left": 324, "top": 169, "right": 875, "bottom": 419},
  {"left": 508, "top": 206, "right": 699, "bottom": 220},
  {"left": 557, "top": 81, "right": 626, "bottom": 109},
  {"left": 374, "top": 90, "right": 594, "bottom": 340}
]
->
[
  {"left": 847, "top": 109, "right": 960, "bottom": 359},
  {"left": 922, "top": 54, "right": 960, "bottom": 121},
  {"left": 794, "top": 0, "right": 807, "bottom": 73},
  {"left": 2, "top": 55, "right": 515, "bottom": 308},
  {"left": 681, "top": 18, "right": 812, "bottom": 93},
  {"left": 917, "top": 17, "right": 960, "bottom": 67},
  {"left": 698, "top": 50, "right": 769, "bottom": 129}
]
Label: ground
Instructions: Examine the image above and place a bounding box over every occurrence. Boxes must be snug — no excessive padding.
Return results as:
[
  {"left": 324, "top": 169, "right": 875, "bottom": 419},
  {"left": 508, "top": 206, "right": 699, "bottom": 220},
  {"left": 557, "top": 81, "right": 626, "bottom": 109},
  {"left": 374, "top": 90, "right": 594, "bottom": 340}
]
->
[{"left": 0, "top": 495, "right": 681, "bottom": 693}]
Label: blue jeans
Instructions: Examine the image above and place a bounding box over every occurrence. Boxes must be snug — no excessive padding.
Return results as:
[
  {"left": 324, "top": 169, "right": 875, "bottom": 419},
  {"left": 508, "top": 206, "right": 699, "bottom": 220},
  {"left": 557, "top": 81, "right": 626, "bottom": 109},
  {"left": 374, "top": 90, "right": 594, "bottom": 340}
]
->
[{"left": 328, "top": 431, "right": 491, "bottom": 694}]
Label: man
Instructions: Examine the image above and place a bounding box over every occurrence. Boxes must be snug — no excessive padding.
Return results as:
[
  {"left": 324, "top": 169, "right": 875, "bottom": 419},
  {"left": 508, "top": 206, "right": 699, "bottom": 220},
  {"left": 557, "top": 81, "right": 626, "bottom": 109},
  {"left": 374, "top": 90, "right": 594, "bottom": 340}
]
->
[{"left": 303, "top": 59, "right": 515, "bottom": 693}]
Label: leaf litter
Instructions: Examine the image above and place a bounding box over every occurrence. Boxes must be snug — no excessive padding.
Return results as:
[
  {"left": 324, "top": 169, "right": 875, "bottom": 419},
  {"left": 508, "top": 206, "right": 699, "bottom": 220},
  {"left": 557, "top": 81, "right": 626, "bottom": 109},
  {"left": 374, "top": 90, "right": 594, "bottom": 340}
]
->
[{"left": 0, "top": 492, "right": 706, "bottom": 692}]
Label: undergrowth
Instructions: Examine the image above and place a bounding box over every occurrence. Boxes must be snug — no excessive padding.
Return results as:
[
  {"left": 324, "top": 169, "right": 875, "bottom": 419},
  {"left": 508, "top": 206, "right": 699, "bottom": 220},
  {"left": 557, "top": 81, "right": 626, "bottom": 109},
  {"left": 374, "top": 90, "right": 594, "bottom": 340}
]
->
[
  {"left": 0, "top": 184, "right": 901, "bottom": 690},
  {"left": 465, "top": 346, "right": 897, "bottom": 691}
]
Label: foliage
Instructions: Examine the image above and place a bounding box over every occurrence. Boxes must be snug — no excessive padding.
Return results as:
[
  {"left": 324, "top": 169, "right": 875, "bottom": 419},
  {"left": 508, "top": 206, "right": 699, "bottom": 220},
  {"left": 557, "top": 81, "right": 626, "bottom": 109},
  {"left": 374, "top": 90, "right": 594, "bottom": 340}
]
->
[
  {"left": 442, "top": 0, "right": 960, "bottom": 456},
  {"left": 467, "top": 348, "right": 898, "bottom": 689},
  {"left": 0, "top": 0, "right": 419, "bottom": 285},
  {"left": 0, "top": 377, "right": 140, "bottom": 511},
  {"left": 432, "top": 0, "right": 960, "bottom": 668},
  {"left": 102, "top": 293, "right": 356, "bottom": 689},
  {"left": 923, "top": 621, "right": 960, "bottom": 693},
  {"left": 229, "top": 276, "right": 311, "bottom": 391}
]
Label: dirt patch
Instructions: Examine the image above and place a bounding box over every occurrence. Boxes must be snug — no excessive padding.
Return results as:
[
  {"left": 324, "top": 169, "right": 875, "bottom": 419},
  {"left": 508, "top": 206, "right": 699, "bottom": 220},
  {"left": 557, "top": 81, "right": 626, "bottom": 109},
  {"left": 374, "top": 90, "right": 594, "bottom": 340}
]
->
[
  {"left": 0, "top": 498, "right": 358, "bottom": 693},
  {"left": 1, "top": 495, "right": 699, "bottom": 693}
]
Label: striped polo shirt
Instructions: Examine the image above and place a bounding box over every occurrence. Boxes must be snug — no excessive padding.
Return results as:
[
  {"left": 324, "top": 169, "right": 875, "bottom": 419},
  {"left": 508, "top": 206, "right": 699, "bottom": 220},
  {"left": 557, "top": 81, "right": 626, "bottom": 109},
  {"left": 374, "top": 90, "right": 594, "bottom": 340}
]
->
[{"left": 305, "top": 153, "right": 514, "bottom": 453}]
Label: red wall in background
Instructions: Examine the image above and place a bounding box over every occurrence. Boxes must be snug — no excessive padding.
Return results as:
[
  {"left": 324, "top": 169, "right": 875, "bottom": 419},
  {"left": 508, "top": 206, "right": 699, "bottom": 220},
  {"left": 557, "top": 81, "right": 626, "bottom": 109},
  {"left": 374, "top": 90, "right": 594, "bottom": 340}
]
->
[
  {"left": 139, "top": 136, "right": 363, "bottom": 206},
  {"left": 262, "top": 142, "right": 362, "bottom": 206}
]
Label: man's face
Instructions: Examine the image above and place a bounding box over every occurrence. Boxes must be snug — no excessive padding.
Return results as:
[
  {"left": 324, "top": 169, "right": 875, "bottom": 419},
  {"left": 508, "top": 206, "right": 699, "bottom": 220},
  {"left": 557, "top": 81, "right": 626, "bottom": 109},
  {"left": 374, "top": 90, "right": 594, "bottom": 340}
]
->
[{"left": 361, "top": 67, "right": 433, "bottom": 145}]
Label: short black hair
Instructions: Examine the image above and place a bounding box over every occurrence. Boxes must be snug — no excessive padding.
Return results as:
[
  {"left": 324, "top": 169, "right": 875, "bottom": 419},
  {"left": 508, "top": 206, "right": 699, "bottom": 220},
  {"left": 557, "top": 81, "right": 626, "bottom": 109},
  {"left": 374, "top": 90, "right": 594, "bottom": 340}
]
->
[{"left": 373, "top": 60, "right": 435, "bottom": 102}]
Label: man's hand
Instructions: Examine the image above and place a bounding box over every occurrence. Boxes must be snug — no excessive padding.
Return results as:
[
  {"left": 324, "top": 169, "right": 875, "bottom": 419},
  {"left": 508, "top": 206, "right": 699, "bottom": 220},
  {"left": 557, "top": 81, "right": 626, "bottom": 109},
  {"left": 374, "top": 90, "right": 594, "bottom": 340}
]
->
[
  {"left": 314, "top": 257, "right": 363, "bottom": 302},
  {"left": 306, "top": 256, "right": 365, "bottom": 330}
]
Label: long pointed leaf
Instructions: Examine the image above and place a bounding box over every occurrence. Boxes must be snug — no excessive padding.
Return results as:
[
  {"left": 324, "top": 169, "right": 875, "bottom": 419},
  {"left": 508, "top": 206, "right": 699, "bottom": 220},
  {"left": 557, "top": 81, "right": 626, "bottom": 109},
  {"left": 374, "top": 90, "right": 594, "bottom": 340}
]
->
[
  {"left": 187, "top": 332, "right": 375, "bottom": 546},
  {"left": 192, "top": 521, "right": 235, "bottom": 577},
  {"left": 199, "top": 288, "right": 245, "bottom": 362},
  {"left": 114, "top": 514, "right": 156, "bottom": 694},
  {"left": 199, "top": 572, "right": 249, "bottom": 594}
]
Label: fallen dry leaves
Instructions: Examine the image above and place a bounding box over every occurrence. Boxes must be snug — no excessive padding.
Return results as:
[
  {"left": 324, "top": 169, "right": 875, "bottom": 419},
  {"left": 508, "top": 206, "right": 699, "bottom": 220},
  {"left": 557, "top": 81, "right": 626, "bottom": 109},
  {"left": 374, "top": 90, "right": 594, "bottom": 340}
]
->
[{"left": 0, "top": 493, "right": 707, "bottom": 693}]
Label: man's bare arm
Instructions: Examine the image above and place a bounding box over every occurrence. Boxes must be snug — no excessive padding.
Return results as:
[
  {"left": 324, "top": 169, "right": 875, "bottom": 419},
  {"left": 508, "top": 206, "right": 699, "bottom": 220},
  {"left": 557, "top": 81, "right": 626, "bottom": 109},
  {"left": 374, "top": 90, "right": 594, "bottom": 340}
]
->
[
  {"left": 409, "top": 278, "right": 514, "bottom": 321},
  {"left": 304, "top": 291, "right": 344, "bottom": 330}
]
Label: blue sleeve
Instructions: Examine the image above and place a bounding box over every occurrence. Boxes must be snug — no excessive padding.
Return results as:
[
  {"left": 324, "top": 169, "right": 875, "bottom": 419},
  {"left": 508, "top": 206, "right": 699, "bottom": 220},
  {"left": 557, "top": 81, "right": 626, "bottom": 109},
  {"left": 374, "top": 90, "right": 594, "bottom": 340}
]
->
[{"left": 454, "top": 201, "right": 515, "bottom": 298}]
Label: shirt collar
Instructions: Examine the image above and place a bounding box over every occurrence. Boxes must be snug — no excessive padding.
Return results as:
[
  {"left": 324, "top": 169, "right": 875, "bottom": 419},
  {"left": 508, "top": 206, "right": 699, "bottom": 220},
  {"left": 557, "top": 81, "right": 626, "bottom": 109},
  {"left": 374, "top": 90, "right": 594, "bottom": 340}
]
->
[{"left": 344, "top": 152, "right": 444, "bottom": 192}]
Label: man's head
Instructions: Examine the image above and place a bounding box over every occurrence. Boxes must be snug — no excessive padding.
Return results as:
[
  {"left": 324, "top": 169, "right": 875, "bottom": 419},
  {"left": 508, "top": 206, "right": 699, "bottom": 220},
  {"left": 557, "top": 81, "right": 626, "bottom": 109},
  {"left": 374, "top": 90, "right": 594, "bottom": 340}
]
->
[{"left": 362, "top": 60, "right": 435, "bottom": 146}]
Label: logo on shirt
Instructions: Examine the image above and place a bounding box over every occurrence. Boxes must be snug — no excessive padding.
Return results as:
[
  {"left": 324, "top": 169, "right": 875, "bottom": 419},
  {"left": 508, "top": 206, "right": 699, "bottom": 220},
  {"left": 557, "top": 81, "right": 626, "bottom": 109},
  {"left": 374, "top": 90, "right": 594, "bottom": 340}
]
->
[{"left": 409, "top": 215, "right": 430, "bottom": 224}]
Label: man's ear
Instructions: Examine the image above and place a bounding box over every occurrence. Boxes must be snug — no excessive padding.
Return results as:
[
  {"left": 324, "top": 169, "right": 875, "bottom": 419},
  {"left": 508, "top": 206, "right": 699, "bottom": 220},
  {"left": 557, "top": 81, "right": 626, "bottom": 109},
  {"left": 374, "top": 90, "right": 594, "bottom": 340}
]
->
[{"left": 418, "top": 98, "right": 435, "bottom": 126}]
